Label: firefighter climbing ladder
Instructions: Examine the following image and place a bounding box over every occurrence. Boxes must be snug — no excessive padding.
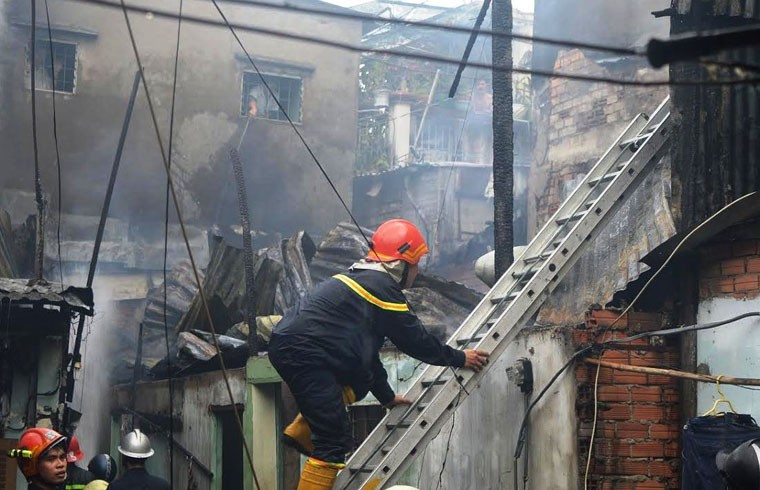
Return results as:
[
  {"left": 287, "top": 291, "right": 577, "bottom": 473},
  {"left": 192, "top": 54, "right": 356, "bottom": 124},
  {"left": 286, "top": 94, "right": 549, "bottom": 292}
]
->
[{"left": 335, "top": 97, "right": 672, "bottom": 490}]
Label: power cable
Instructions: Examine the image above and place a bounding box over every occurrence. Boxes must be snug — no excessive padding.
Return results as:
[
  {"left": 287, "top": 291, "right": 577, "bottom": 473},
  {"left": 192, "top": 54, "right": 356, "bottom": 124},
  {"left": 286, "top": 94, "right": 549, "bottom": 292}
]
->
[
  {"left": 215, "top": 0, "right": 638, "bottom": 56},
  {"left": 431, "top": 42, "right": 488, "bottom": 264},
  {"left": 43, "top": 0, "right": 64, "bottom": 285},
  {"left": 207, "top": 0, "right": 378, "bottom": 251},
  {"left": 71, "top": 0, "right": 760, "bottom": 88},
  {"left": 117, "top": 1, "right": 262, "bottom": 487},
  {"left": 434, "top": 390, "right": 461, "bottom": 490},
  {"left": 447, "top": 0, "right": 490, "bottom": 98},
  {"left": 582, "top": 191, "right": 759, "bottom": 489},
  {"left": 163, "top": 0, "right": 184, "bottom": 486},
  {"left": 30, "top": 0, "right": 45, "bottom": 281},
  {"left": 512, "top": 309, "right": 760, "bottom": 490}
]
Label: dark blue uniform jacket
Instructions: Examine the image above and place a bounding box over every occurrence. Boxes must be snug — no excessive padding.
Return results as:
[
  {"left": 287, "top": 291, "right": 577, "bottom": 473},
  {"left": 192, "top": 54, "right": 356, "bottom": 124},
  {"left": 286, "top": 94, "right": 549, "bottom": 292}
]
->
[{"left": 271, "top": 268, "right": 465, "bottom": 405}]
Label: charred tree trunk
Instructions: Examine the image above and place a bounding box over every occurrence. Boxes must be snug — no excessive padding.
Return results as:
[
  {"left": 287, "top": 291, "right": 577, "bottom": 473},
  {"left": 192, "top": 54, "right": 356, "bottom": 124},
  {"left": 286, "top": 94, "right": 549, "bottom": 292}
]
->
[
  {"left": 491, "top": 0, "right": 514, "bottom": 278},
  {"left": 230, "top": 147, "right": 259, "bottom": 355}
]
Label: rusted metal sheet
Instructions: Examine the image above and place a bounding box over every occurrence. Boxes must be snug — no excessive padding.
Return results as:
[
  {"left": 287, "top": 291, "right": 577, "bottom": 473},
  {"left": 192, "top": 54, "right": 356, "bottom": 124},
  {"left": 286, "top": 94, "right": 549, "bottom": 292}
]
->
[
  {"left": 0, "top": 277, "right": 94, "bottom": 314},
  {"left": 671, "top": 0, "right": 760, "bottom": 17},
  {"left": 538, "top": 159, "right": 676, "bottom": 325},
  {"left": 0, "top": 210, "right": 18, "bottom": 278}
]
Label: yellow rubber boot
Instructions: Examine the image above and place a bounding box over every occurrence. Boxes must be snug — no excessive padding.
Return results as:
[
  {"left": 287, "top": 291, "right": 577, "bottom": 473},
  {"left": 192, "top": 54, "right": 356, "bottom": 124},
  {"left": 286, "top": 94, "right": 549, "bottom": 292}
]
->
[
  {"left": 341, "top": 386, "right": 356, "bottom": 405},
  {"left": 297, "top": 458, "right": 342, "bottom": 490},
  {"left": 282, "top": 413, "right": 314, "bottom": 456}
]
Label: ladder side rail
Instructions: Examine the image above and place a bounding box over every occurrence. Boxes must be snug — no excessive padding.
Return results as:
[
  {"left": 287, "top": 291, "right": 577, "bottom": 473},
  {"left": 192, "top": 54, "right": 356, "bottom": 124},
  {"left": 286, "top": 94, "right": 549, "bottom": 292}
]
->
[
  {"left": 644, "top": 96, "right": 671, "bottom": 130},
  {"left": 339, "top": 101, "right": 671, "bottom": 489},
  {"left": 341, "top": 113, "right": 672, "bottom": 489},
  {"left": 435, "top": 115, "right": 651, "bottom": 350},
  {"left": 348, "top": 116, "right": 672, "bottom": 488},
  {"left": 546, "top": 115, "right": 672, "bottom": 263},
  {"left": 511, "top": 114, "right": 650, "bottom": 262},
  {"left": 341, "top": 112, "right": 672, "bottom": 485}
]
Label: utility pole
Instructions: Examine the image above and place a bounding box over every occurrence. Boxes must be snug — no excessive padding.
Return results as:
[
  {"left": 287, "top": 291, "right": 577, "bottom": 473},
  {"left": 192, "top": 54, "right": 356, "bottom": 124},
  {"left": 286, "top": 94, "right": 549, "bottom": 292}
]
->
[{"left": 491, "top": 0, "right": 514, "bottom": 279}]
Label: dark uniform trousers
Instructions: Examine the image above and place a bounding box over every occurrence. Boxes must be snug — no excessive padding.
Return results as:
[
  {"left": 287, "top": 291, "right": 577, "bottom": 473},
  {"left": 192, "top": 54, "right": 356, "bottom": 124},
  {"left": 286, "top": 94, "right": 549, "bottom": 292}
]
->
[{"left": 269, "top": 268, "right": 465, "bottom": 464}]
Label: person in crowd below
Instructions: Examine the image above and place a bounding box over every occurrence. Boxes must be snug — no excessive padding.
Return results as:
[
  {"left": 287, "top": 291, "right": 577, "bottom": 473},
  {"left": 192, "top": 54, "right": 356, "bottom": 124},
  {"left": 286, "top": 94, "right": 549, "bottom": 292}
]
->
[
  {"left": 109, "top": 429, "right": 169, "bottom": 490},
  {"left": 65, "top": 436, "right": 94, "bottom": 490},
  {"left": 83, "top": 453, "right": 118, "bottom": 490},
  {"left": 10, "top": 427, "right": 68, "bottom": 490},
  {"left": 717, "top": 438, "right": 760, "bottom": 490}
]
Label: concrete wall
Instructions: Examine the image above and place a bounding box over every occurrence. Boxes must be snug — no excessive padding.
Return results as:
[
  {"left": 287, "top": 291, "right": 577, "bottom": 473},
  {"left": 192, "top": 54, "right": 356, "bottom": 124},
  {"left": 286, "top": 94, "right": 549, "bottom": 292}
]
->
[
  {"left": 696, "top": 237, "right": 760, "bottom": 418},
  {"left": 397, "top": 326, "right": 579, "bottom": 490},
  {"left": 697, "top": 297, "right": 760, "bottom": 418},
  {"left": 0, "top": 0, "right": 360, "bottom": 237}
]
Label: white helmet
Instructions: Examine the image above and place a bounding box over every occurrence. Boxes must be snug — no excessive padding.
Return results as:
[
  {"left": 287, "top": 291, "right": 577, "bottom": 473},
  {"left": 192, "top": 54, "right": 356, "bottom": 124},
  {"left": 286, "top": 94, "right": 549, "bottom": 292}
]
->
[
  {"left": 386, "top": 487, "right": 420, "bottom": 490},
  {"left": 117, "top": 429, "right": 155, "bottom": 458}
]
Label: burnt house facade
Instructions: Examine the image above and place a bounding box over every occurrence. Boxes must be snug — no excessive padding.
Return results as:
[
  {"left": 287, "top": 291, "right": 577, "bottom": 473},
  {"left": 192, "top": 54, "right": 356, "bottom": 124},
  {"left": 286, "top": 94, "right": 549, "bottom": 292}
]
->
[
  {"left": 0, "top": 0, "right": 361, "bottom": 238},
  {"left": 0, "top": 278, "right": 93, "bottom": 490}
]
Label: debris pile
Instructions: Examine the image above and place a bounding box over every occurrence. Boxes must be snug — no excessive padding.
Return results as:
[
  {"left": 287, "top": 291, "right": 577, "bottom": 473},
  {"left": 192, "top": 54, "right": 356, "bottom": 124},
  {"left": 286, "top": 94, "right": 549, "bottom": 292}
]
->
[{"left": 132, "top": 223, "right": 483, "bottom": 380}]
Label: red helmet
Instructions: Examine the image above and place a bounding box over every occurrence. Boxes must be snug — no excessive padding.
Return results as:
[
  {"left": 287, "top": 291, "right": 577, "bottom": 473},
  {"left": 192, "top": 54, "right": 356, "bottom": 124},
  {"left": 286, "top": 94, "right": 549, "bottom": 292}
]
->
[
  {"left": 13, "top": 428, "right": 67, "bottom": 478},
  {"left": 366, "top": 219, "right": 428, "bottom": 265},
  {"left": 67, "top": 436, "right": 84, "bottom": 463}
]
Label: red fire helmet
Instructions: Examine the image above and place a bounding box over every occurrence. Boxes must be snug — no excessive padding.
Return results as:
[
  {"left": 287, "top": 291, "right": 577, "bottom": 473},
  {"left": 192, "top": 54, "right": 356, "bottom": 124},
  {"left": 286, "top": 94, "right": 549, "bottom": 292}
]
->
[{"left": 366, "top": 219, "right": 428, "bottom": 265}]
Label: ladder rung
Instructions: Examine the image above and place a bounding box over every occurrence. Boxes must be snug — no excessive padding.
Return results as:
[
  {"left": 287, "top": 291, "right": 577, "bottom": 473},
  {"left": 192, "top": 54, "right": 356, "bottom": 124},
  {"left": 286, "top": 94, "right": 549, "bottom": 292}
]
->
[
  {"left": 619, "top": 131, "right": 653, "bottom": 148},
  {"left": 523, "top": 251, "right": 552, "bottom": 265},
  {"left": 556, "top": 210, "right": 587, "bottom": 226},
  {"left": 421, "top": 377, "right": 449, "bottom": 388},
  {"left": 456, "top": 333, "right": 485, "bottom": 346},
  {"left": 512, "top": 268, "right": 536, "bottom": 282},
  {"left": 349, "top": 465, "right": 375, "bottom": 474},
  {"left": 587, "top": 171, "right": 621, "bottom": 187},
  {"left": 386, "top": 421, "right": 411, "bottom": 430},
  {"left": 490, "top": 289, "right": 520, "bottom": 304}
]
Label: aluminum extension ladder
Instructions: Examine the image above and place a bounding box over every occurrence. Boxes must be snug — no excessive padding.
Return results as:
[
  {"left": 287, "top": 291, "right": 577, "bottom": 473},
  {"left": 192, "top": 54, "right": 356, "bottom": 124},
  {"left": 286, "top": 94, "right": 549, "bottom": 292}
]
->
[{"left": 335, "top": 97, "right": 671, "bottom": 490}]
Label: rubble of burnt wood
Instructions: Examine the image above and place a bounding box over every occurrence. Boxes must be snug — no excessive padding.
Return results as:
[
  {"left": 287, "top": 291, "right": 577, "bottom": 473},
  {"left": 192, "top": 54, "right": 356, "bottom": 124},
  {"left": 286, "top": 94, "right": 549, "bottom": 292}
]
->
[{"left": 139, "top": 223, "right": 483, "bottom": 379}]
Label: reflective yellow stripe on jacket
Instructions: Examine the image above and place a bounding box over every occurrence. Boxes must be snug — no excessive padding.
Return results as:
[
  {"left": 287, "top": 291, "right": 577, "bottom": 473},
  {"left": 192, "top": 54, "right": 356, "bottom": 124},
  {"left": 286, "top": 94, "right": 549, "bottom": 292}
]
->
[{"left": 332, "top": 274, "right": 409, "bottom": 312}]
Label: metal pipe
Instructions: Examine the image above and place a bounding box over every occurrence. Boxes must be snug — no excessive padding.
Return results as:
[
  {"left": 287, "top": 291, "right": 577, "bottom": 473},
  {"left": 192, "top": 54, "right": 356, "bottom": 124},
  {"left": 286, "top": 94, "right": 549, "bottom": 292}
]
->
[
  {"left": 63, "top": 71, "right": 141, "bottom": 428},
  {"left": 413, "top": 69, "right": 440, "bottom": 150}
]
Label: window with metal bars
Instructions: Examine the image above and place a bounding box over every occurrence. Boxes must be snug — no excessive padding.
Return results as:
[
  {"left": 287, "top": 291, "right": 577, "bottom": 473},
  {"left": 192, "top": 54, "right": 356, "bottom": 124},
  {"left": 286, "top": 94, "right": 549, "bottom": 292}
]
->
[
  {"left": 240, "top": 72, "right": 302, "bottom": 122},
  {"left": 29, "top": 39, "right": 77, "bottom": 94}
]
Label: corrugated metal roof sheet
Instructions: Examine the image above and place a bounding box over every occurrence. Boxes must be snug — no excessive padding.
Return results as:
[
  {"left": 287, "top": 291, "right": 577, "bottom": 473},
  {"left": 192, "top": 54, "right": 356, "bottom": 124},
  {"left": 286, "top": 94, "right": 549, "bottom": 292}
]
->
[
  {"left": 672, "top": 0, "right": 760, "bottom": 18},
  {"left": 537, "top": 157, "right": 676, "bottom": 325},
  {"left": 0, "top": 278, "right": 94, "bottom": 314},
  {"left": 0, "top": 211, "right": 18, "bottom": 278}
]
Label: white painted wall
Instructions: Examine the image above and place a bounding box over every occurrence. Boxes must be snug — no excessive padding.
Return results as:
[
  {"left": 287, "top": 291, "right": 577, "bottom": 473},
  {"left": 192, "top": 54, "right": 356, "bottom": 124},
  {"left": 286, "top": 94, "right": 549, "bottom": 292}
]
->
[
  {"left": 396, "top": 327, "right": 579, "bottom": 490},
  {"left": 697, "top": 297, "right": 760, "bottom": 418}
]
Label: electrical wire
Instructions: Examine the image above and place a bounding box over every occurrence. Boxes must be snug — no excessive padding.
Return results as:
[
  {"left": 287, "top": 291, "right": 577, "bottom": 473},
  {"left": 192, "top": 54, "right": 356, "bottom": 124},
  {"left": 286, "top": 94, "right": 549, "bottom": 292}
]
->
[
  {"left": 215, "top": 0, "right": 638, "bottom": 56},
  {"left": 43, "top": 0, "right": 64, "bottom": 286},
  {"left": 207, "top": 0, "right": 378, "bottom": 251},
  {"left": 512, "top": 309, "right": 760, "bottom": 487},
  {"left": 30, "top": 0, "right": 45, "bottom": 281},
  {"left": 71, "top": 0, "right": 760, "bottom": 88},
  {"left": 582, "top": 190, "right": 759, "bottom": 489},
  {"left": 447, "top": 0, "right": 490, "bottom": 98},
  {"left": 117, "top": 1, "right": 262, "bottom": 487},
  {"left": 220, "top": 0, "right": 644, "bottom": 56},
  {"left": 434, "top": 390, "right": 461, "bottom": 490},
  {"left": 431, "top": 42, "right": 488, "bottom": 263},
  {"left": 163, "top": 0, "right": 184, "bottom": 486}
]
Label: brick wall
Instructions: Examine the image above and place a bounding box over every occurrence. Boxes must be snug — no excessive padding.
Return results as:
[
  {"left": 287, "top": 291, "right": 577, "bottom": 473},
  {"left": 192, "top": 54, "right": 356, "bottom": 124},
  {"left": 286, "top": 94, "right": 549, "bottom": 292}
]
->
[
  {"left": 530, "top": 49, "right": 668, "bottom": 233},
  {"left": 699, "top": 239, "right": 760, "bottom": 300},
  {"left": 574, "top": 310, "right": 681, "bottom": 489}
]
